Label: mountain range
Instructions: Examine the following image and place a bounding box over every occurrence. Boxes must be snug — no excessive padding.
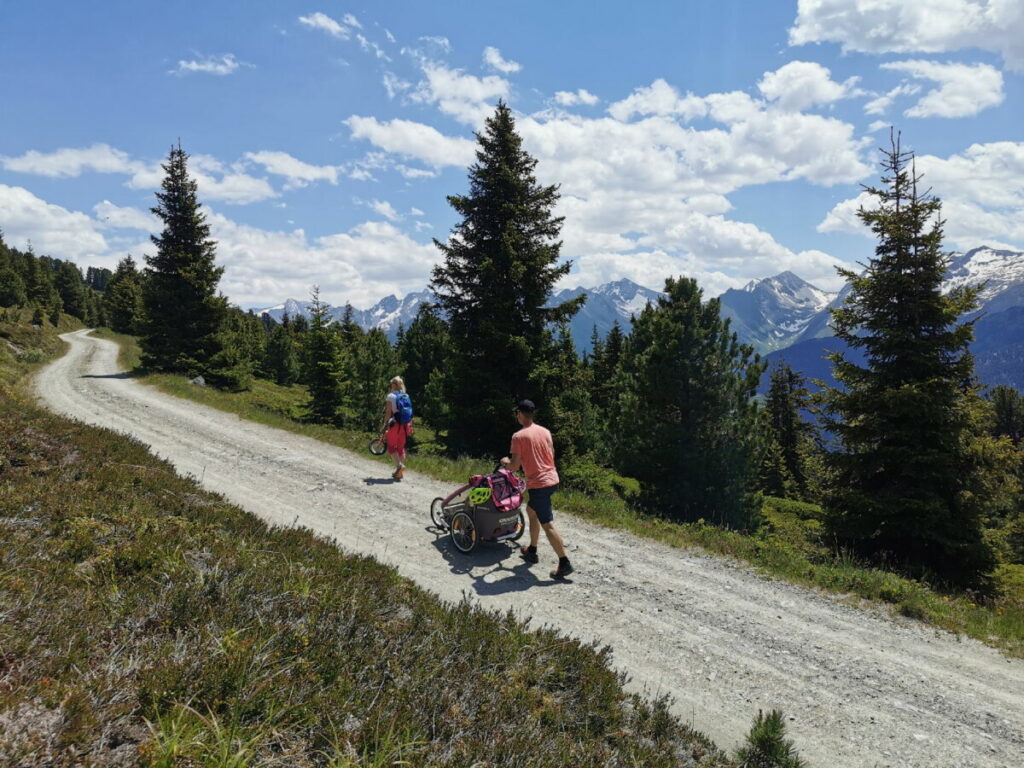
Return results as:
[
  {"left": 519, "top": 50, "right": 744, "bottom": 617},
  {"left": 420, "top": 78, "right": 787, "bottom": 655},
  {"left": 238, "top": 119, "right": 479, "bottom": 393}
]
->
[{"left": 256, "top": 246, "right": 1024, "bottom": 387}]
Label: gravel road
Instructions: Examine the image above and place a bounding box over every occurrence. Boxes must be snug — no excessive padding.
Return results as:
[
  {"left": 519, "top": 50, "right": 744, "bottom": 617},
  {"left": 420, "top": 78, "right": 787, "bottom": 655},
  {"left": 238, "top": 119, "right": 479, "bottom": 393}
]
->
[{"left": 34, "top": 330, "right": 1024, "bottom": 767}]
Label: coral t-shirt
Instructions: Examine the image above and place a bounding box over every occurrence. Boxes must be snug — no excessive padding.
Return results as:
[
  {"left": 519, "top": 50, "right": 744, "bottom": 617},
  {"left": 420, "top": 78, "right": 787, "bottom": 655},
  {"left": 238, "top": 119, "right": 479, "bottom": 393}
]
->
[{"left": 511, "top": 423, "right": 559, "bottom": 490}]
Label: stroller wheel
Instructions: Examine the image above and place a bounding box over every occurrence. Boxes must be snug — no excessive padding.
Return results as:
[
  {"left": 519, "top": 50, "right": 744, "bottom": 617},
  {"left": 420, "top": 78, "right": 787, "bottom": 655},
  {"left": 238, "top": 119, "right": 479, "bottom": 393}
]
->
[
  {"left": 510, "top": 509, "right": 526, "bottom": 541},
  {"left": 450, "top": 512, "right": 477, "bottom": 553},
  {"left": 368, "top": 436, "right": 387, "bottom": 456},
  {"left": 430, "top": 497, "right": 447, "bottom": 529}
]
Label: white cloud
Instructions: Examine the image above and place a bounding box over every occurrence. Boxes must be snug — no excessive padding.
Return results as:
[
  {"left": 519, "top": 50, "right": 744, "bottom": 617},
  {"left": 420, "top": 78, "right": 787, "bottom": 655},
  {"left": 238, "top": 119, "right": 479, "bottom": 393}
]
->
[
  {"left": 418, "top": 36, "right": 452, "bottom": 53},
  {"left": 357, "top": 33, "right": 391, "bottom": 61},
  {"left": 863, "top": 83, "right": 920, "bottom": 115},
  {"left": 244, "top": 151, "right": 341, "bottom": 188},
  {"left": 410, "top": 61, "right": 510, "bottom": 125},
  {"left": 0, "top": 184, "right": 108, "bottom": 262},
  {"left": 170, "top": 53, "right": 248, "bottom": 76},
  {"left": 790, "top": 0, "right": 1024, "bottom": 72},
  {"left": 368, "top": 199, "right": 401, "bottom": 221},
  {"left": 757, "top": 60, "right": 861, "bottom": 112},
  {"left": 382, "top": 72, "right": 412, "bottom": 99},
  {"left": 298, "top": 12, "right": 351, "bottom": 39},
  {"left": 1, "top": 144, "right": 141, "bottom": 177},
  {"left": 342, "top": 13, "right": 362, "bottom": 29},
  {"left": 554, "top": 89, "right": 599, "bottom": 107},
  {"left": 344, "top": 116, "right": 476, "bottom": 168},
  {"left": 409, "top": 207, "right": 425, "bottom": 216},
  {"left": 880, "top": 60, "right": 1004, "bottom": 118},
  {"left": 867, "top": 120, "right": 890, "bottom": 133},
  {"left": 607, "top": 79, "right": 707, "bottom": 122},
  {"left": 93, "top": 201, "right": 158, "bottom": 231},
  {"left": 819, "top": 141, "right": 1024, "bottom": 250},
  {"left": 483, "top": 46, "right": 521, "bottom": 73},
  {"left": 208, "top": 212, "right": 440, "bottom": 307}
]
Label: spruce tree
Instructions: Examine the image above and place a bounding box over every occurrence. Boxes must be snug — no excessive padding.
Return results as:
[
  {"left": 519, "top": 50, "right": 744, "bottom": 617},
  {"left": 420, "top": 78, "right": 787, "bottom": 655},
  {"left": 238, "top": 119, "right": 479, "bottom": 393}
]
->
[
  {"left": 303, "top": 287, "right": 345, "bottom": 424},
  {"left": 990, "top": 386, "right": 1023, "bottom": 445},
  {"left": 397, "top": 302, "right": 451, "bottom": 425},
  {"left": 821, "top": 133, "right": 997, "bottom": 587},
  {"left": 265, "top": 323, "right": 300, "bottom": 386},
  {"left": 349, "top": 328, "right": 397, "bottom": 431},
  {"left": 431, "top": 101, "right": 584, "bottom": 455},
  {"left": 141, "top": 142, "right": 225, "bottom": 373},
  {"left": 760, "top": 361, "right": 814, "bottom": 500},
  {"left": 609, "top": 277, "right": 764, "bottom": 528},
  {"left": 105, "top": 256, "right": 145, "bottom": 334}
]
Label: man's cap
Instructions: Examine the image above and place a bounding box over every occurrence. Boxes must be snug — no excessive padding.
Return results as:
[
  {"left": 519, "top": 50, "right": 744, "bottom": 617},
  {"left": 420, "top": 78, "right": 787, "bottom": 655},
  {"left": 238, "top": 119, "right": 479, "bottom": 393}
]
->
[{"left": 515, "top": 399, "right": 536, "bottom": 413}]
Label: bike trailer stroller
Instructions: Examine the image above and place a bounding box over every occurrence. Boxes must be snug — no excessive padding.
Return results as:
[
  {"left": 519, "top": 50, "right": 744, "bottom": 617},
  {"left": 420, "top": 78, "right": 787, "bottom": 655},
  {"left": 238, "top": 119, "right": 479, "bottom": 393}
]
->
[{"left": 430, "top": 468, "right": 526, "bottom": 553}]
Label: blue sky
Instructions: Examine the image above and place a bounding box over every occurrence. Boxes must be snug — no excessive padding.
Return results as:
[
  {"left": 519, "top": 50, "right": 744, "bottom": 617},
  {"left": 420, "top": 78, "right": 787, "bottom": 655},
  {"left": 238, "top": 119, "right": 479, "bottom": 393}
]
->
[{"left": 1, "top": 0, "right": 1021, "bottom": 308}]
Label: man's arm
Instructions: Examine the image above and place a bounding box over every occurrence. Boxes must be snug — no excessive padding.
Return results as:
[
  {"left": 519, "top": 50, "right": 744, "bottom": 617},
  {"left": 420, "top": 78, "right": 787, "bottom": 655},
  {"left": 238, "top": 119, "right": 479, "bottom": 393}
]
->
[{"left": 501, "top": 452, "right": 522, "bottom": 472}]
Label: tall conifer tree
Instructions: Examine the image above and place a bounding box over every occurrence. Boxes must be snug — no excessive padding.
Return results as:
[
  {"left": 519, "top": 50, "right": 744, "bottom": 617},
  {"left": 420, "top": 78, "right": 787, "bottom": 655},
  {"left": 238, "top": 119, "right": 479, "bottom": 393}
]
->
[
  {"left": 141, "top": 143, "right": 225, "bottom": 373},
  {"left": 610, "top": 277, "right": 764, "bottom": 528},
  {"left": 105, "top": 256, "right": 145, "bottom": 334},
  {"left": 303, "top": 287, "right": 345, "bottom": 424},
  {"left": 431, "top": 101, "right": 583, "bottom": 454},
  {"left": 821, "top": 133, "right": 996, "bottom": 587}
]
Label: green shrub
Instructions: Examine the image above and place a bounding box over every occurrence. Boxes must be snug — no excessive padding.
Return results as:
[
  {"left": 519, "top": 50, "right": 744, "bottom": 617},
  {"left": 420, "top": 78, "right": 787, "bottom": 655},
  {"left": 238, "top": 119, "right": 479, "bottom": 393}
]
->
[
  {"left": 560, "top": 456, "right": 641, "bottom": 501},
  {"left": 735, "top": 709, "right": 805, "bottom": 768}
]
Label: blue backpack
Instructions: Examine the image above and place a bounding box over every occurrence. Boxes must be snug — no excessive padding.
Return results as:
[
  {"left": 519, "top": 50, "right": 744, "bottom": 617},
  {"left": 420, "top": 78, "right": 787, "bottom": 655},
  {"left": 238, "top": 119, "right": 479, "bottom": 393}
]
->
[{"left": 393, "top": 392, "right": 414, "bottom": 424}]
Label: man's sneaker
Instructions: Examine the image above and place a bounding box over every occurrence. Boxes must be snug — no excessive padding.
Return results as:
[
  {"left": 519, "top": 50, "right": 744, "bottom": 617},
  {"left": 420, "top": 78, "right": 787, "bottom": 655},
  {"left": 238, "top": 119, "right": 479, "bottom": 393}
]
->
[
  {"left": 519, "top": 546, "right": 539, "bottom": 564},
  {"left": 550, "top": 560, "right": 574, "bottom": 580}
]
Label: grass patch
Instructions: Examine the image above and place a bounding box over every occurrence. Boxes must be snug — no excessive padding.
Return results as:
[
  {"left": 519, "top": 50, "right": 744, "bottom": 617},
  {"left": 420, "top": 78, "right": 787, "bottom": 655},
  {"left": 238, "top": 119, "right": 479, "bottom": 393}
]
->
[
  {"left": 0, "top": 308, "right": 80, "bottom": 391},
  {"left": 0, "top": 368, "right": 732, "bottom": 766},
  {"left": 104, "top": 331, "right": 1024, "bottom": 657}
]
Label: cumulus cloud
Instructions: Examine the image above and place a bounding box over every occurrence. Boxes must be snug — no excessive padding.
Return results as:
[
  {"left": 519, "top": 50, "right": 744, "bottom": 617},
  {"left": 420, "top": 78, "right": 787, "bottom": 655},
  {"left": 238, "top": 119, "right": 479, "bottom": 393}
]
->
[
  {"left": 93, "top": 201, "right": 159, "bottom": 231},
  {"left": 483, "top": 46, "right": 521, "bottom": 73},
  {"left": 757, "top": 60, "right": 861, "bottom": 112},
  {"left": 819, "top": 141, "right": 1024, "bottom": 250},
  {"left": 607, "top": 79, "right": 707, "bottom": 122},
  {"left": 169, "top": 53, "right": 249, "bottom": 76},
  {"left": 0, "top": 184, "right": 108, "bottom": 262},
  {"left": 880, "top": 60, "right": 1004, "bottom": 118},
  {"left": 368, "top": 199, "right": 401, "bottom": 221},
  {"left": 863, "top": 83, "right": 920, "bottom": 116},
  {"left": 298, "top": 12, "right": 352, "bottom": 39},
  {"left": 208, "top": 212, "right": 440, "bottom": 307},
  {"left": 344, "top": 116, "right": 475, "bottom": 168},
  {"left": 554, "top": 89, "right": 599, "bottom": 107},
  {"left": 409, "top": 61, "right": 510, "bottom": 125},
  {"left": 789, "top": 0, "right": 1024, "bottom": 72},
  {"left": 1, "top": 144, "right": 141, "bottom": 177},
  {"left": 244, "top": 151, "right": 341, "bottom": 188}
]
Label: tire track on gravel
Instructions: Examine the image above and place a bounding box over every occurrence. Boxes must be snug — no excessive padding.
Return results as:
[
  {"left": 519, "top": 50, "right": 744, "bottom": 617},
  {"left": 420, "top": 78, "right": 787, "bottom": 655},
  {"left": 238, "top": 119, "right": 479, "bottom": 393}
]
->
[{"left": 34, "top": 330, "right": 1024, "bottom": 767}]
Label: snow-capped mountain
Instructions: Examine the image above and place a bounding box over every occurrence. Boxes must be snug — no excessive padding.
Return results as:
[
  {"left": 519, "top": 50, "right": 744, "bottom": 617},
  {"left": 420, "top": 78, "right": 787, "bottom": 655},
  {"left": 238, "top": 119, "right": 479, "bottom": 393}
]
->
[
  {"left": 718, "top": 271, "right": 836, "bottom": 354},
  {"left": 945, "top": 247, "right": 1024, "bottom": 309},
  {"left": 258, "top": 290, "right": 434, "bottom": 339},
  {"left": 550, "top": 278, "right": 664, "bottom": 353},
  {"left": 253, "top": 246, "right": 1023, "bottom": 358}
]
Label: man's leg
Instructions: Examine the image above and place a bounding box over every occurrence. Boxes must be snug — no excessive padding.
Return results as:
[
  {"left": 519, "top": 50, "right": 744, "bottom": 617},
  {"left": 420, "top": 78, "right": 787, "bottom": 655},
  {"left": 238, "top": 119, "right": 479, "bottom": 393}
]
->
[
  {"left": 541, "top": 521, "right": 567, "bottom": 559},
  {"left": 526, "top": 505, "right": 541, "bottom": 547}
]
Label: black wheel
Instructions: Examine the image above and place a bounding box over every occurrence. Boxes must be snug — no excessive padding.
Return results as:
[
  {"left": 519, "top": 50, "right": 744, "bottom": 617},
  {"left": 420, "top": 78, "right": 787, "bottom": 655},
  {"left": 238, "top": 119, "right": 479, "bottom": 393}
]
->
[
  {"left": 430, "top": 497, "right": 447, "bottom": 529},
  {"left": 510, "top": 509, "right": 526, "bottom": 541},
  {"left": 450, "top": 512, "right": 477, "bottom": 553},
  {"left": 369, "top": 436, "right": 386, "bottom": 456}
]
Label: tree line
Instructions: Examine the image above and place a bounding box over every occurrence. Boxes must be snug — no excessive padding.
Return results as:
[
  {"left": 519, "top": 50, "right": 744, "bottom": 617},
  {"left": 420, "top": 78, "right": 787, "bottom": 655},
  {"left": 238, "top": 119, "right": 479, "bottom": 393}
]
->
[{"left": 3, "top": 115, "right": 1021, "bottom": 592}]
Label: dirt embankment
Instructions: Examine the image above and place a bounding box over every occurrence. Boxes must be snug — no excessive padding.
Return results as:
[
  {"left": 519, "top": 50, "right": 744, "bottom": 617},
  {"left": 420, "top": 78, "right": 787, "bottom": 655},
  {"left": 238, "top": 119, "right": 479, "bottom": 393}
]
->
[{"left": 34, "top": 330, "right": 1024, "bottom": 767}]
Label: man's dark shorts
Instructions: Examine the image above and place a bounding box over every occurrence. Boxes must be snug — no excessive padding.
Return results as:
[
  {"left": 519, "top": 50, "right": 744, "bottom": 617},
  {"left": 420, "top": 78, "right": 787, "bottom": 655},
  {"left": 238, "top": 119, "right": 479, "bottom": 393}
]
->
[{"left": 527, "top": 484, "right": 559, "bottom": 524}]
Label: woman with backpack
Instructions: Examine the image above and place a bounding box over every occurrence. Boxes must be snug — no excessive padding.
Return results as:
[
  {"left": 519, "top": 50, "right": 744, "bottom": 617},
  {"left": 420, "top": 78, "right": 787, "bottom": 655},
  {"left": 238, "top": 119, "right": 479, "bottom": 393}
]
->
[{"left": 383, "top": 376, "right": 413, "bottom": 480}]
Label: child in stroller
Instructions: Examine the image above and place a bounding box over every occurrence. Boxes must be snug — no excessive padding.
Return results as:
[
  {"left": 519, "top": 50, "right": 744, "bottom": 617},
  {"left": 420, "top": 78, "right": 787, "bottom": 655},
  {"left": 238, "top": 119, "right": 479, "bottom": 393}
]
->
[{"left": 430, "top": 467, "right": 526, "bottom": 553}]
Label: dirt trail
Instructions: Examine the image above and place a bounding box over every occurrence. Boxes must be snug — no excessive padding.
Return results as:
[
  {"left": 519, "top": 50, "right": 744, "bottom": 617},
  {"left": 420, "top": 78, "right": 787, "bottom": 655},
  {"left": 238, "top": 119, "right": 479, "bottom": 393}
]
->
[{"left": 34, "top": 330, "right": 1024, "bottom": 767}]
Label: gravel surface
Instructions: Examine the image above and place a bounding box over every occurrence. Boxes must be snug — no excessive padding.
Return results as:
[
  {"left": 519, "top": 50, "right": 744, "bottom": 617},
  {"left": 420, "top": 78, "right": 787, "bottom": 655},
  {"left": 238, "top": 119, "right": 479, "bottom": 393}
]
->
[{"left": 34, "top": 330, "right": 1024, "bottom": 767}]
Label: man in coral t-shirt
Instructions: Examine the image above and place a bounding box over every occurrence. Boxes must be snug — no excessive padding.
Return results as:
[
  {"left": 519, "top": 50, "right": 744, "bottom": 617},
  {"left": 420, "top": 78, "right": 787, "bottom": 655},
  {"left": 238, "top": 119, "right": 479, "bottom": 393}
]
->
[{"left": 501, "top": 399, "right": 574, "bottom": 580}]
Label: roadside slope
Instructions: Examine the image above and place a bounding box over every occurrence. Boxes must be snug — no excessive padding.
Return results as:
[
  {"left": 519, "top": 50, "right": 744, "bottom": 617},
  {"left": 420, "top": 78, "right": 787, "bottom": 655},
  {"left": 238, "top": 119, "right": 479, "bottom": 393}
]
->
[{"left": 35, "top": 330, "right": 1024, "bottom": 767}]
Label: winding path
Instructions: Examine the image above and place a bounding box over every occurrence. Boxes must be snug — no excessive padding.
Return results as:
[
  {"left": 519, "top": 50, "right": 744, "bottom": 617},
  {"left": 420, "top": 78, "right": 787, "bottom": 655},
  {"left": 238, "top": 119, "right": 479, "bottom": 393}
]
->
[{"left": 34, "top": 330, "right": 1024, "bottom": 767}]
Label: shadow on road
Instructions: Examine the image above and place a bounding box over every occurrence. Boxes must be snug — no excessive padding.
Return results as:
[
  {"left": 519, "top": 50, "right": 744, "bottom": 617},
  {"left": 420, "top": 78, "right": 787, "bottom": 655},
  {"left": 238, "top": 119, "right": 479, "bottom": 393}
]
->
[
  {"left": 362, "top": 477, "right": 398, "bottom": 485},
  {"left": 80, "top": 372, "right": 136, "bottom": 380},
  {"left": 429, "top": 532, "right": 558, "bottom": 595}
]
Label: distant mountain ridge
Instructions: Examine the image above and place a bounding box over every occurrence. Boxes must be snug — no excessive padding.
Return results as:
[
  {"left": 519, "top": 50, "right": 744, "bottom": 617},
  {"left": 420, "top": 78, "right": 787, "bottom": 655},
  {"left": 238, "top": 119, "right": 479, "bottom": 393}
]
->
[{"left": 255, "top": 246, "right": 1023, "bottom": 366}]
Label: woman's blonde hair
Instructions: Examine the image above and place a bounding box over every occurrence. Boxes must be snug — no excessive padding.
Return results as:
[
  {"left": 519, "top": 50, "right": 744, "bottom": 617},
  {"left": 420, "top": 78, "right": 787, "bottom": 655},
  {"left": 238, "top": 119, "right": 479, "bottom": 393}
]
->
[{"left": 390, "top": 376, "right": 406, "bottom": 393}]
